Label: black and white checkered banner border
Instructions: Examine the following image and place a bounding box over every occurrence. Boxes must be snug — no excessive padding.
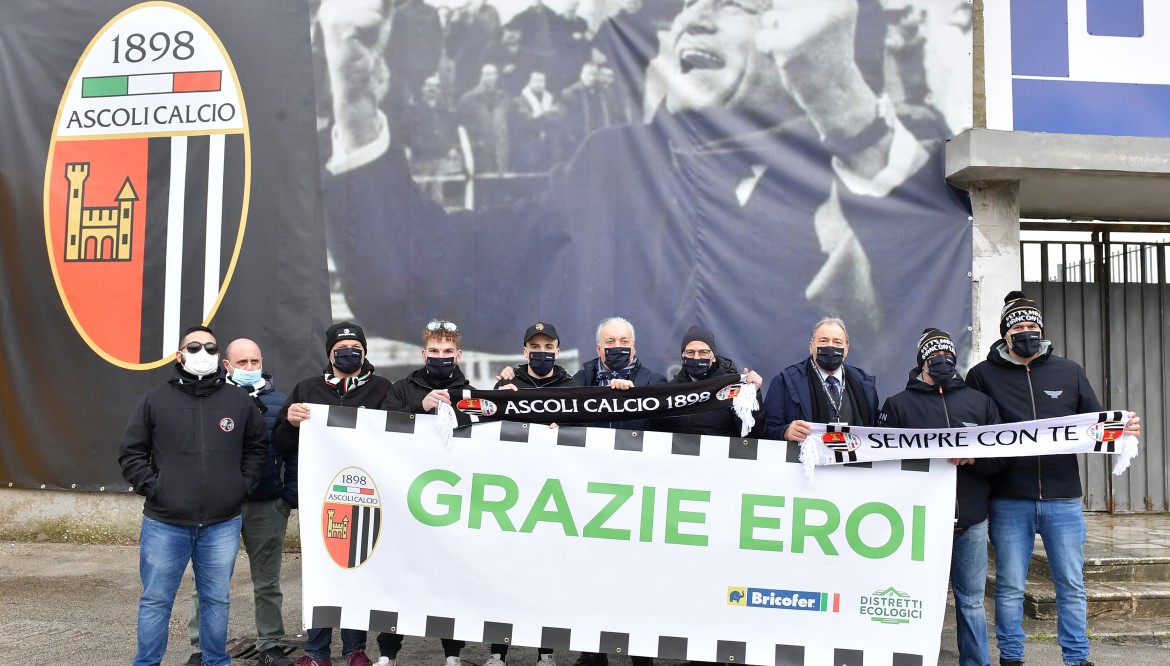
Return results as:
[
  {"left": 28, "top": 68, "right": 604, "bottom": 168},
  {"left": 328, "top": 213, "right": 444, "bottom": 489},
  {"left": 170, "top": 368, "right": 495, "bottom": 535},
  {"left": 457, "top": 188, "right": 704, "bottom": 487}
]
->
[{"left": 300, "top": 406, "right": 956, "bottom": 666}]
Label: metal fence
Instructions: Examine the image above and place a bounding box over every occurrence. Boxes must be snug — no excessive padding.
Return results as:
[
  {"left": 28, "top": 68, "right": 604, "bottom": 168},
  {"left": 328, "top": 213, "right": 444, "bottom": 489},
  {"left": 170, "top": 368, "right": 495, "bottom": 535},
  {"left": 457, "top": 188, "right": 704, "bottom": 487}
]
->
[{"left": 1021, "top": 231, "right": 1170, "bottom": 512}]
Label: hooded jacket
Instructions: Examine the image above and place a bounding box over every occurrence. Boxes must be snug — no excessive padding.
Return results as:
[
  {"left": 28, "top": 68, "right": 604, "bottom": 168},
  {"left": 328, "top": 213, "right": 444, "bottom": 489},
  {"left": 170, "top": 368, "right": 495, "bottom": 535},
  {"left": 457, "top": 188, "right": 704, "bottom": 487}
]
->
[
  {"left": 119, "top": 365, "right": 267, "bottom": 527},
  {"left": 384, "top": 365, "right": 475, "bottom": 413},
  {"left": 272, "top": 360, "right": 393, "bottom": 457},
  {"left": 878, "top": 369, "right": 1005, "bottom": 528},
  {"left": 965, "top": 340, "right": 1103, "bottom": 499},
  {"left": 494, "top": 364, "right": 580, "bottom": 389},
  {"left": 651, "top": 356, "right": 767, "bottom": 437},
  {"left": 763, "top": 357, "right": 879, "bottom": 440}
]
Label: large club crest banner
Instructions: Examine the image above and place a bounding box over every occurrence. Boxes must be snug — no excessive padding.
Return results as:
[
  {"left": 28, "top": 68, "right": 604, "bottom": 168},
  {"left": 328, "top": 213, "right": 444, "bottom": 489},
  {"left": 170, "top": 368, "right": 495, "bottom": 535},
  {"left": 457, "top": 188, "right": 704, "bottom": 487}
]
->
[
  {"left": 0, "top": 0, "right": 326, "bottom": 490},
  {"left": 300, "top": 406, "right": 956, "bottom": 666}
]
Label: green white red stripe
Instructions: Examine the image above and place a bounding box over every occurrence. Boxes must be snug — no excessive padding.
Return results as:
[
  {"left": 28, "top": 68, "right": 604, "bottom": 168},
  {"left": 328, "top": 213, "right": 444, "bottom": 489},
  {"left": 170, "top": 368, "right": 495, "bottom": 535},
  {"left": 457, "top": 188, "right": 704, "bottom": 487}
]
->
[
  {"left": 333, "top": 485, "right": 374, "bottom": 495},
  {"left": 82, "top": 71, "right": 222, "bottom": 98}
]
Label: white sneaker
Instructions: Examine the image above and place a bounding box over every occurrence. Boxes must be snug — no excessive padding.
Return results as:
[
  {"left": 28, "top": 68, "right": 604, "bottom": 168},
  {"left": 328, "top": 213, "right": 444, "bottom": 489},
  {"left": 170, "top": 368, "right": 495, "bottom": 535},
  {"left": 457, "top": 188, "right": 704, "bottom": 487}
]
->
[
  {"left": 538, "top": 655, "right": 556, "bottom": 666},
  {"left": 445, "top": 657, "right": 461, "bottom": 666},
  {"left": 377, "top": 659, "right": 394, "bottom": 666},
  {"left": 484, "top": 655, "right": 505, "bottom": 666}
]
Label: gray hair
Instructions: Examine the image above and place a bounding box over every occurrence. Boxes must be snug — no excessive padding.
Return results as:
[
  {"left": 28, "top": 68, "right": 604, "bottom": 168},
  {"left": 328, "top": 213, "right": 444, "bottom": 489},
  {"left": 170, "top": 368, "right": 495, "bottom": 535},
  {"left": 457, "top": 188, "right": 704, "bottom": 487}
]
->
[
  {"left": 596, "top": 316, "right": 636, "bottom": 345},
  {"left": 810, "top": 317, "right": 849, "bottom": 343}
]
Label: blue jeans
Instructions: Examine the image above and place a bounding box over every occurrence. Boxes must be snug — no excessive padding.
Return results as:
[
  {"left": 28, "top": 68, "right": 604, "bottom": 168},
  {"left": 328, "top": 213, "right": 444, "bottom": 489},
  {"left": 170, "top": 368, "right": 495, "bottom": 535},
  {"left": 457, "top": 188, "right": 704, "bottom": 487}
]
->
[
  {"left": 134, "top": 515, "right": 241, "bottom": 666},
  {"left": 303, "top": 628, "right": 367, "bottom": 660},
  {"left": 952, "top": 519, "right": 990, "bottom": 666},
  {"left": 989, "top": 498, "right": 1088, "bottom": 666}
]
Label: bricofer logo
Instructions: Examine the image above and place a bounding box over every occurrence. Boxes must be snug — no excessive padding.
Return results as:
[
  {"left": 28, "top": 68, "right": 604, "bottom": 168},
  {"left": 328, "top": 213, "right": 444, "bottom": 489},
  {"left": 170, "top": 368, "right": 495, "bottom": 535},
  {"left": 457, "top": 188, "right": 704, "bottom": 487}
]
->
[
  {"left": 322, "top": 467, "right": 381, "bottom": 569},
  {"left": 43, "top": 1, "right": 250, "bottom": 370},
  {"left": 859, "top": 587, "right": 924, "bottom": 625},
  {"left": 728, "top": 586, "right": 840, "bottom": 613}
]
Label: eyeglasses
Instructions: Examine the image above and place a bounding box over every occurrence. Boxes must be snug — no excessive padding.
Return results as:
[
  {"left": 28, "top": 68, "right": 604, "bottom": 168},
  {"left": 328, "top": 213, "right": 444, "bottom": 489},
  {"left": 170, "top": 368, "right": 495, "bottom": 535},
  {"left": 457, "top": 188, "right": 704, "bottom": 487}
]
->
[
  {"left": 682, "top": 349, "right": 714, "bottom": 359},
  {"left": 183, "top": 341, "right": 219, "bottom": 354},
  {"left": 426, "top": 321, "right": 458, "bottom": 332}
]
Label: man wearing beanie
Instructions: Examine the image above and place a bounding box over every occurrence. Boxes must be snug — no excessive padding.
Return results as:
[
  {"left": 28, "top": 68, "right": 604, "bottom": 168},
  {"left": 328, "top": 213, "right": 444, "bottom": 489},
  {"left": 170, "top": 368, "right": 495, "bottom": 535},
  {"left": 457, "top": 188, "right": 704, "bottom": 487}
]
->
[
  {"left": 966, "top": 292, "right": 1140, "bottom": 666},
  {"left": 651, "top": 325, "right": 766, "bottom": 437},
  {"left": 878, "top": 329, "right": 1004, "bottom": 666},
  {"left": 763, "top": 317, "right": 879, "bottom": 442},
  {"left": 272, "top": 321, "right": 394, "bottom": 666}
]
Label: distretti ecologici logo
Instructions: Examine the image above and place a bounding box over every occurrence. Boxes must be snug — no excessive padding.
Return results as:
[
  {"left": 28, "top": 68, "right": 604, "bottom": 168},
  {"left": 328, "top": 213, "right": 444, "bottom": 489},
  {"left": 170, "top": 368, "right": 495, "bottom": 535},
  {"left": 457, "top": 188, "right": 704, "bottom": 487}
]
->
[
  {"left": 727, "top": 586, "right": 840, "bottom": 613},
  {"left": 859, "top": 586, "right": 923, "bottom": 624}
]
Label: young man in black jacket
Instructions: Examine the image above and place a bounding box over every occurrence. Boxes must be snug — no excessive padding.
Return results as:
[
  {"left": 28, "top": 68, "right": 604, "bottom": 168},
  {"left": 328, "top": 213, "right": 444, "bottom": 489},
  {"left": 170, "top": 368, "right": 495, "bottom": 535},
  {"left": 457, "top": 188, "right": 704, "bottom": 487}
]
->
[
  {"left": 966, "top": 293, "right": 1139, "bottom": 666},
  {"left": 381, "top": 320, "right": 476, "bottom": 666},
  {"left": 273, "top": 322, "right": 392, "bottom": 666},
  {"left": 496, "top": 321, "right": 580, "bottom": 390},
  {"left": 119, "top": 325, "right": 267, "bottom": 666},
  {"left": 878, "top": 328, "right": 1003, "bottom": 666}
]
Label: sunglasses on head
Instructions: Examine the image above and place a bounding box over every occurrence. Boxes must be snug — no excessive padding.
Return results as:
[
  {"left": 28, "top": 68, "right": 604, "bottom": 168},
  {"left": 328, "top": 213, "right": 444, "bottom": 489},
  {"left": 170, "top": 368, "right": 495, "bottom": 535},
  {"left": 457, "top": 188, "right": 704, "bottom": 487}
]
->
[
  {"left": 426, "top": 321, "right": 458, "bottom": 332},
  {"left": 183, "top": 341, "right": 219, "bottom": 354}
]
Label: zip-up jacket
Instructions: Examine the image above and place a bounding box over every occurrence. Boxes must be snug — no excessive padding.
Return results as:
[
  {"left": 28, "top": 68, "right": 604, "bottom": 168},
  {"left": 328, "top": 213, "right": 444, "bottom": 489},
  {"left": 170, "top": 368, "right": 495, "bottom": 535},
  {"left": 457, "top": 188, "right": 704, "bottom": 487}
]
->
[
  {"left": 878, "top": 370, "right": 1005, "bottom": 528},
  {"left": 965, "top": 340, "right": 1103, "bottom": 499},
  {"left": 383, "top": 366, "right": 474, "bottom": 414},
  {"left": 231, "top": 373, "right": 296, "bottom": 507},
  {"left": 272, "top": 363, "right": 393, "bottom": 457},
  {"left": 763, "top": 358, "right": 879, "bottom": 440},
  {"left": 572, "top": 357, "right": 667, "bottom": 430},
  {"left": 494, "top": 364, "right": 581, "bottom": 389},
  {"left": 119, "top": 365, "right": 267, "bottom": 527},
  {"left": 650, "top": 356, "right": 767, "bottom": 437}
]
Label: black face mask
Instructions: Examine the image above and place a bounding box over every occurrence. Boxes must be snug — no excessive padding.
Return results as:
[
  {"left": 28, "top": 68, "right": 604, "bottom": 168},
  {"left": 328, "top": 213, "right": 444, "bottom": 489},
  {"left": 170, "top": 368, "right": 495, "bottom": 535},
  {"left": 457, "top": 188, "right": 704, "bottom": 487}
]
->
[
  {"left": 527, "top": 351, "right": 556, "bottom": 377},
  {"left": 426, "top": 355, "right": 456, "bottom": 378},
  {"left": 926, "top": 355, "right": 956, "bottom": 383},
  {"left": 682, "top": 357, "right": 712, "bottom": 378},
  {"left": 332, "top": 348, "right": 363, "bottom": 374},
  {"left": 814, "top": 346, "right": 845, "bottom": 372},
  {"left": 603, "top": 347, "right": 631, "bottom": 370},
  {"left": 1009, "top": 331, "right": 1042, "bottom": 358}
]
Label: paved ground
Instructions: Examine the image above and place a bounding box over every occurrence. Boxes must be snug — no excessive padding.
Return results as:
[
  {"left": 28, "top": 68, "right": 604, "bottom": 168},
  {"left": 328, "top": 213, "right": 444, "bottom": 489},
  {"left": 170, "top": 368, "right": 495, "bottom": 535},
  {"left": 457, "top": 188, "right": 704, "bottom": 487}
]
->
[{"left": 0, "top": 541, "right": 1165, "bottom": 666}]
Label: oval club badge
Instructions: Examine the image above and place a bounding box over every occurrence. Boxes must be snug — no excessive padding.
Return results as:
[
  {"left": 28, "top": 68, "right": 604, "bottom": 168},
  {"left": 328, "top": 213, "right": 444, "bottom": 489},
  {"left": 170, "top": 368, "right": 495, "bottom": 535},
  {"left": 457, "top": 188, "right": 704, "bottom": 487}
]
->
[
  {"left": 322, "top": 467, "right": 382, "bottom": 569},
  {"left": 43, "top": 1, "right": 250, "bottom": 369}
]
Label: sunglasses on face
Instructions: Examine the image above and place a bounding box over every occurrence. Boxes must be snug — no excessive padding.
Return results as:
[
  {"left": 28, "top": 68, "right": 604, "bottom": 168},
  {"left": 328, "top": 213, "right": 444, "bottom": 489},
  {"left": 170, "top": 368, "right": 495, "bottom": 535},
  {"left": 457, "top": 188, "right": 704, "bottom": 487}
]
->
[
  {"left": 427, "top": 321, "right": 458, "bottom": 332},
  {"left": 183, "top": 341, "right": 219, "bottom": 354}
]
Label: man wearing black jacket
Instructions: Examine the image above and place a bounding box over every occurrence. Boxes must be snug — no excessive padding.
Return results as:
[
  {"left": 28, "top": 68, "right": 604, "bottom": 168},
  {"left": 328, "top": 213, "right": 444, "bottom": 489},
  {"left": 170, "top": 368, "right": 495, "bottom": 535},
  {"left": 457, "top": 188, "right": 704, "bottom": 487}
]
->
[
  {"left": 496, "top": 321, "right": 580, "bottom": 390},
  {"left": 273, "top": 322, "right": 392, "bottom": 666},
  {"left": 652, "top": 325, "right": 765, "bottom": 437},
  {"left": 966, "top": 293, "right": 1139, "bottom": 666},
  {"left": 119, "top": 325, "right": 267, "bottom": 666},
  {"left": 878, "top": 328, "right": 1002, "bottom": 666},
  {"left": 381, "top": 320, "right": 476, "bottom": 666}
]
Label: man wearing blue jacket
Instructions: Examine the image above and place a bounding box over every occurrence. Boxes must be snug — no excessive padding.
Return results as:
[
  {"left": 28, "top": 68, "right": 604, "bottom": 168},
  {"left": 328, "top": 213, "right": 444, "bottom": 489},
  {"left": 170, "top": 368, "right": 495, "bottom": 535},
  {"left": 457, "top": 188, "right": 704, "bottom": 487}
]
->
[
  {"left": 186, "top": 338, "right": 295, "bottom": 666},
  {"left": 573, "top": 316, "right": 667, "bottom": 431},
  {"left": 763, "top": 317, "right": 878, "bottom": 442},
  {"left": 119, "top": 325, "right": 267, "bottom": 666}
]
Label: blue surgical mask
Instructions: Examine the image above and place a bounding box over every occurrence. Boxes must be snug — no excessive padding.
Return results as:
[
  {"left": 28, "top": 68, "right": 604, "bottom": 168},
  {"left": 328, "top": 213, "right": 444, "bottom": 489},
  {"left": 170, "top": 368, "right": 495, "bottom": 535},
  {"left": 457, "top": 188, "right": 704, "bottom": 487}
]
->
[
  {"left": 926, "top": 355, "right": 955, "bottom": 383},
  {"left": 231, "top": 368, "right": 263, "bottom": 387},
  {"left": 527, "top": 351, "right": 556, "bottom": 377},
  {"left": 1009, "top": 331, "right": 1041, "bottom": 359},
  {"left": 426, "top": 355, "right": 456, "bottom": 378},
  {"left": 332, "top": 348, "right": 363, "bottom": 374}
]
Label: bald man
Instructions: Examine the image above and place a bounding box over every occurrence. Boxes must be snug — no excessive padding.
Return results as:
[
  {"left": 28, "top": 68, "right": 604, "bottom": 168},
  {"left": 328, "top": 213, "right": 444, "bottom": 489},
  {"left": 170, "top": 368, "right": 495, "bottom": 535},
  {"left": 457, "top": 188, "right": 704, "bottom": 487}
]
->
[{"left": 185, "top": 338, "right": 296, "bottom": 666}]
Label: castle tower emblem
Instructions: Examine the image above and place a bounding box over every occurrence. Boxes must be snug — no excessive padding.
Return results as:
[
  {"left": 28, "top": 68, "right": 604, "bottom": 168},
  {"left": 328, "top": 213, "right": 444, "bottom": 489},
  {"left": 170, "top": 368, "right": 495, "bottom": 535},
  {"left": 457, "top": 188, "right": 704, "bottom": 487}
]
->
[{"left": 63, "top": 161, "right": 136, "bottom": 262}]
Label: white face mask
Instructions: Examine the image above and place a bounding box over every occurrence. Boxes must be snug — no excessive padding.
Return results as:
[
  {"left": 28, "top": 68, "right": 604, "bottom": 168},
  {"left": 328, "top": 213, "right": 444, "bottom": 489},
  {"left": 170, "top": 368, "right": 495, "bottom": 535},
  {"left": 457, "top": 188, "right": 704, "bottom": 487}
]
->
[{"left": 182, "top": 350, "right": 219, "bottom": 378}]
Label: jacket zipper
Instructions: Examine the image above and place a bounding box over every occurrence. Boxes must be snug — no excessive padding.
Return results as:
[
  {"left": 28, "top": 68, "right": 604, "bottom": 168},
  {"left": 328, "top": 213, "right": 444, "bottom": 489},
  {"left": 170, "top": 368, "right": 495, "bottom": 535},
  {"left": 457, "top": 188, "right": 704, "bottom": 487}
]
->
[
  {"left": 198, "top": 396, "right": 206, "bottom": 527},
  {"left": 1025, "top": 364, "right": 1043, "bottom": 499},
  {"left": 940, "top": 385, "right": 959, "bottom": 525}
]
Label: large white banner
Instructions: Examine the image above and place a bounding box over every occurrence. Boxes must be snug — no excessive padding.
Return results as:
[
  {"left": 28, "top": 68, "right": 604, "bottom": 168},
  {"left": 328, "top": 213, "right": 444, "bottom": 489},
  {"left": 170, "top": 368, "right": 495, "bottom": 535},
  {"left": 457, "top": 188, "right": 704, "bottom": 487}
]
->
[{"left": 299, "top": 406, "right": 957, "bottom": 666}]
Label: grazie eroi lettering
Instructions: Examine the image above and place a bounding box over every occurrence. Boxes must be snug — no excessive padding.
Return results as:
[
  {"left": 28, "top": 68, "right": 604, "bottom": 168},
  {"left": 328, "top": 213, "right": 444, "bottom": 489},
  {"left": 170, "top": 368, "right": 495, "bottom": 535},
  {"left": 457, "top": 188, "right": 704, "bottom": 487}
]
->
[{"left": 406, "top": 469, "right": 927, "bottom": 561}]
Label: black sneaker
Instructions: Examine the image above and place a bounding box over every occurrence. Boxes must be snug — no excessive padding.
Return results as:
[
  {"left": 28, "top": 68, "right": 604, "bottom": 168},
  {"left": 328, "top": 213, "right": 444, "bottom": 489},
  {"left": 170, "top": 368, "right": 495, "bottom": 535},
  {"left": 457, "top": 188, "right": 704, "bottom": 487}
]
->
[
  {"left": 571, "top": 654, "right": 607, "bottom": 666},
  {"left": 259, "top": 646, "right": 295, "bottom": 666},
  {"left": 999, "top": 660, "right": 1024, "bottom": 666},
  {"left": 1068, "top": 662, "right": 1095, "bottom": 666},
  {"left": 183, "top": 653, "right": 204, "bottom": 666}
]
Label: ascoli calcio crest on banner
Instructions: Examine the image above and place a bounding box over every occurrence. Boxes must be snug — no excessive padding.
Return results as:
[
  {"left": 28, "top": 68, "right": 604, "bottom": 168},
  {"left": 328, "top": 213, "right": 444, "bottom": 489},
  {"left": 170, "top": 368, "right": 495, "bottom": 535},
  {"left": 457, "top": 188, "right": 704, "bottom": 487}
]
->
[
  {"left": 43, "top": 1, "right": 250, "bottom": 370},
  {"left": 322, "top": 467, "right": 382, "bottom": 569}
]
